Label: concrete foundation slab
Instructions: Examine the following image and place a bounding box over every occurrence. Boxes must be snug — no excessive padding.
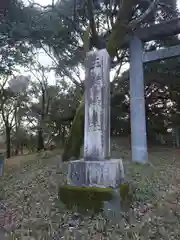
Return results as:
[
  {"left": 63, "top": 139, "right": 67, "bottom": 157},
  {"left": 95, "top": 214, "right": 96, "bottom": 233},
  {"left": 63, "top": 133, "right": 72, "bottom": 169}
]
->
[{"left": 67, "top": 159, "right": 124, "bottom": 188}]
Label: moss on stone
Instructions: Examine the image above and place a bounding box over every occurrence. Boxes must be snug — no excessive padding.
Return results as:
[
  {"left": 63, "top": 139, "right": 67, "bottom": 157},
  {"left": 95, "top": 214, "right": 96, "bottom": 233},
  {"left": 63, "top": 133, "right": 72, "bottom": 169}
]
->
[
  {"left": 59, "top": 185, "right": 113, "bottom": 201},
  {"left": 58, "top": 183, "right": 136, "bottom": 214},
  {"left": 119, "top": 183, "right": 135, "bottom": 211},
  {"left": 58, "top": 185, "right": 113, "bottom": 214}
]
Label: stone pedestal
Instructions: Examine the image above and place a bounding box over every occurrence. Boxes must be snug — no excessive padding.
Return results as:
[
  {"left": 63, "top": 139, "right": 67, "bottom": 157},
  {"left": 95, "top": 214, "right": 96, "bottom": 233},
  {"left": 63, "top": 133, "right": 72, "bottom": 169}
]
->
[{"left": 67, "top": 159, "right": 124, "bottom": 188}]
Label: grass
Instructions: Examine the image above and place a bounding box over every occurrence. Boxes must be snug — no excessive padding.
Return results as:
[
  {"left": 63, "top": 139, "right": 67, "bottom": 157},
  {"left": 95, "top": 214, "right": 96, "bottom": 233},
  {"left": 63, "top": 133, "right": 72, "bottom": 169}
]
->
[{"left": 0, "top": 143, "right": 179, "bottom": 239}]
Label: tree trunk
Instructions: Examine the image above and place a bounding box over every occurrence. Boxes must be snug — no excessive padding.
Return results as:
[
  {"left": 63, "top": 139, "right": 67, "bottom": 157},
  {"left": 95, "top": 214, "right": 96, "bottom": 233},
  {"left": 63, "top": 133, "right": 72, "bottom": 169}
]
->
[
  {"left": 107, "top": 0, "right": 137, "bottom": 57},
  {"left": 61, "top": 124, "right": 66, "bottom": 146},
  {"left": 15, "top": 144, "right": 19, "bottom": 156},
  {"left": 62, "top": 97, "right": 84, "bottom": 161},
  {"left": 20, "top": 144, "right": 23, "bottom": 155},
  {"left": 14, "top": 106, "right": 21, "bottom": 156},
  {"left": 62, "top": 0, "right": 136, "bottom": 161},
  {"left": 5, "top": 125, "right": 11, "bottom": 159},
  {"left": 37, "top": 88, "right": 45, "bottom": 151},
  {"left": 37, "top": 128, "right": 44, "bottom": 151}
]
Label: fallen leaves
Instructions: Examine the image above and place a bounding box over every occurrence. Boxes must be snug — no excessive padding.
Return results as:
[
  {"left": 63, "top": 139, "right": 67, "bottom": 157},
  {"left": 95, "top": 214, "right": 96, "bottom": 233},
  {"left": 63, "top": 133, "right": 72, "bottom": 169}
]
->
[{"left": 0, "top": 147, "right": 179, "bottom": 239}]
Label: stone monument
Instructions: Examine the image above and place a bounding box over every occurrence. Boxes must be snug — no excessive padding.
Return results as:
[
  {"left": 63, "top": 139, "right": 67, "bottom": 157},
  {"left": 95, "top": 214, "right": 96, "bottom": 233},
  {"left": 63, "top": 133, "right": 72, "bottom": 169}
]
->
[{"left": 67, "top": 49, "right": 124, "bottom": 188}]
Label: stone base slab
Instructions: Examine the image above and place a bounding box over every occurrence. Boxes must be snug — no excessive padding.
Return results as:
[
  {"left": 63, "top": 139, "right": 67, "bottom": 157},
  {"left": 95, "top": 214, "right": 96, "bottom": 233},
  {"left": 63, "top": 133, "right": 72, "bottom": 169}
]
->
[{"left": 67, "top": 159, "right": 124, "bottom": 188}]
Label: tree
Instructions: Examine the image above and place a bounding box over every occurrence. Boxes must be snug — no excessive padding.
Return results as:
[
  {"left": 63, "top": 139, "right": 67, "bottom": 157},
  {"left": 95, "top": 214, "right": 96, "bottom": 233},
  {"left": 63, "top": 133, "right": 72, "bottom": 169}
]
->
[
  {"left": 61, "top": 0, "right": 179, "bottom": 160},
  {"left": 0, "top": 0, "right": 178, "bottom": 159},
  {"left": 0, "top": 74, "right": 29, "bottom": 158}
]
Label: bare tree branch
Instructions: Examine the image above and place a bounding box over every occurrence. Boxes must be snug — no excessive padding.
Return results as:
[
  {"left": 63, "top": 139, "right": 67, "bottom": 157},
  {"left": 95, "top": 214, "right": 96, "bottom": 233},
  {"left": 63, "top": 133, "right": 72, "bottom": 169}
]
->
[
  {"left": 129, "top": 0, "right": 158, "bottom": 29},
  {"left": 39, "top": 43, "right": 83, "bottom": 88}
]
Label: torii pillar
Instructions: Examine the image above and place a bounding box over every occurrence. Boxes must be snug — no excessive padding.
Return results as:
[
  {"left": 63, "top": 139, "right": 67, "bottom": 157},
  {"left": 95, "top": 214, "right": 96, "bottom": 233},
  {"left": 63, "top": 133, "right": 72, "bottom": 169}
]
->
[{"left": 129, "top": 36, "right": 148, "bottom": 163}]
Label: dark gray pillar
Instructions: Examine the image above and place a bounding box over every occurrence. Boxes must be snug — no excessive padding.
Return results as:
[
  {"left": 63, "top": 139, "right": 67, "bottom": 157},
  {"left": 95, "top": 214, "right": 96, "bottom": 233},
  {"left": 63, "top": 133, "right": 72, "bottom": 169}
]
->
[{"left": 129, "top": 36, "right": 148, "bottom": 163}]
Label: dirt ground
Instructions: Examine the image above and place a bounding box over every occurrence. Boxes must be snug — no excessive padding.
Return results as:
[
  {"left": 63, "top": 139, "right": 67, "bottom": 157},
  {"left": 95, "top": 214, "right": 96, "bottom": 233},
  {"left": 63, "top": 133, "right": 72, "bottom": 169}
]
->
[
  {"left": 4, "top": 153, "right": 37, "bottom": 172},
  {"left": 0, "top": 144, "right": 180, "bottom": 239}
]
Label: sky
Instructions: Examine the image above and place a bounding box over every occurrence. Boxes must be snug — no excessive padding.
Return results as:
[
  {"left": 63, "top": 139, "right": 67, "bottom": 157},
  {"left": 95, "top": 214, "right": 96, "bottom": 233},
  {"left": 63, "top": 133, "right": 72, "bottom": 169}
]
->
[
  {"left": 32, "top": 0, "right": 52, "bottom": 5},
  {"left": 21, "top": 1, "right": 59, "bottom": 85}
]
